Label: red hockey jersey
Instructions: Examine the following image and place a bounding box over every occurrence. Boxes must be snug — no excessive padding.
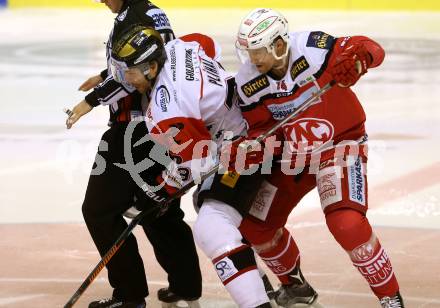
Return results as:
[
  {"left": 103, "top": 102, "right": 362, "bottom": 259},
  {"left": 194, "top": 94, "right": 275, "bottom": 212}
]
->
[{"left": 235, "top": 31, "right": 384, "bottom": 164}]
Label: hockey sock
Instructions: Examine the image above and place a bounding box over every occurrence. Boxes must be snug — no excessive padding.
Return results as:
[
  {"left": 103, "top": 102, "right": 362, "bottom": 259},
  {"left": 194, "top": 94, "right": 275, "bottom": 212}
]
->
[
  {"left": 326, "top": 209, "right": 400, "bottom": 298},
  {"left": 256, "top": 228, "right": 301, "bottom": 285}
]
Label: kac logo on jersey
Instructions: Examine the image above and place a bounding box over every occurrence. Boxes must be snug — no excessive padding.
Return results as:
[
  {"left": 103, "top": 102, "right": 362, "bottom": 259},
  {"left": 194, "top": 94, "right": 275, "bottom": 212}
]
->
[
  {"left": 290, "top": 56, "right": 310, "bottom": 81},
  {"left": 155, "top": 85, "right": 170, "bottom": 112},
  {"left": 241, "top": 75, "right": 269, "bottom": 97},
  {"left": 283, "top": 118, "right": 334, "bottom": 153}
]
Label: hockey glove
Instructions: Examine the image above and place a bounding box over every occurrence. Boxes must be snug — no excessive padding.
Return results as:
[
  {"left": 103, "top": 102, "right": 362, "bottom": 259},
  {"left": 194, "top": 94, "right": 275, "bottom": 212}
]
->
[
  {"left": 331, "top": 43, "right": 373, "bottom": 87},
  {"left": 127, "top": 184, "right": 181, "bottom": 221},
  {"left": 222, "top": 131, "right": 282, "bottom": 172},
  {"left": 229, "top": 136, "right": 264, "bottom": 171}
]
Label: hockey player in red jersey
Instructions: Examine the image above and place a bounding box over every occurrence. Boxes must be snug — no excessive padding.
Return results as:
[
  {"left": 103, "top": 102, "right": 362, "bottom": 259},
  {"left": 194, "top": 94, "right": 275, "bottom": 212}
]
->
[
  {"left": 110, "top": 27, "right": 274, "bottom": 307},
  {"left": 234, "top": 8, "right": 404, "bottom": 308}
]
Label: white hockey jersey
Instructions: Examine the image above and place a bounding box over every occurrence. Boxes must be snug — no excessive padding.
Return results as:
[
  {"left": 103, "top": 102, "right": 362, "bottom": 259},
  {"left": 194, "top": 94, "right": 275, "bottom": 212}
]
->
[{"left": 145, "top": 38, "right": 246, "bottom": 189}]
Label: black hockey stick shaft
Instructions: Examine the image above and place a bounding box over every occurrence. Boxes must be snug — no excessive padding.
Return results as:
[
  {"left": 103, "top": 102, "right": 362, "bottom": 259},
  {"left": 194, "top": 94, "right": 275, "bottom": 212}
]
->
[{"left": 63, "top": 80, "right": 334, "bottom": 308}]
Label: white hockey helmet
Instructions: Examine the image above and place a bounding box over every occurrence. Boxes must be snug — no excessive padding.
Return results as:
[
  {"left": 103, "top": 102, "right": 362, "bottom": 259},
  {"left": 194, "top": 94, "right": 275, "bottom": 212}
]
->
[{"left": 235, "top": 8, "right": 289, "bottom": 63}]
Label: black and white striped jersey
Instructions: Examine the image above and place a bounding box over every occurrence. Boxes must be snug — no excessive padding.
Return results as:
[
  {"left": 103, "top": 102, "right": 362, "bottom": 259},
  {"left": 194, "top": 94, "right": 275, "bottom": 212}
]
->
[{"left": 85, "top": 0, "right": 175, "bottom": 125}]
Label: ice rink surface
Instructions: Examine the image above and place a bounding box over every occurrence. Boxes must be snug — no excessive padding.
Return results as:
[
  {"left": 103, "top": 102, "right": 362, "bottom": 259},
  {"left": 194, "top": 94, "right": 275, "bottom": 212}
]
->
[{"left": 0, "top": 8, "right": 439, "bottom": 308}]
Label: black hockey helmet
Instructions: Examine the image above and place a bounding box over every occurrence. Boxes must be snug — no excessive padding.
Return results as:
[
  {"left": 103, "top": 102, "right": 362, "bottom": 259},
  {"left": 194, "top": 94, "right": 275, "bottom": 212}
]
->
[{"left": 110, "top": 25, "right": 166, "bottom": 83}]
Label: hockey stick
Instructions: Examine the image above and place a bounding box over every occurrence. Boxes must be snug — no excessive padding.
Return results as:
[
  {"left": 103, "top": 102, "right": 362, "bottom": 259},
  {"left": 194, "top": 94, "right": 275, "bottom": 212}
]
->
[
  {"left": 63, "top": 80, "right": 334, "bottom": 308},
  {"left": 244, "top": 80, "right": 335, "bottom": 146}
]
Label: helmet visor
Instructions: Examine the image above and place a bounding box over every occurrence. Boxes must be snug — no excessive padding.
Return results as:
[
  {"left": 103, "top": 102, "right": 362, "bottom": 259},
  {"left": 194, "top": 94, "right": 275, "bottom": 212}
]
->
[
  {"left": 110, "top": 57, "right": 150, "bottom": 86},
  {"left": 235, "top": 44, "right": 271, "bottom": 65},
  {"left": 110, "top": 57, "right": 129, "bottom": 84}
]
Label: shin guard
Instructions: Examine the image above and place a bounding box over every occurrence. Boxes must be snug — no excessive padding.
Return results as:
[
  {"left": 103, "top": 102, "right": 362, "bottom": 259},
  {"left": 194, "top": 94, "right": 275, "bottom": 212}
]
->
[
  {"left": 255, "top": 228, "right": 300, "bottom": 285},
  {"left": 213, "top": 245, "right": 269, "bottom": 307},
  {"left": 349, "top": 234, "right": 400, "bottom": 298},
  {"left": 326, "top": 209, "right": 400, "bottom": 298}
]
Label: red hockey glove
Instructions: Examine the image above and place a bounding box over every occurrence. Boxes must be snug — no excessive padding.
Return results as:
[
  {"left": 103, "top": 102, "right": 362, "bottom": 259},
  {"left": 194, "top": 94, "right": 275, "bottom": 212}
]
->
[
  {"left": 221, "top": 132, "right": 282, "bottom": 172},
  {"left": 331, "top": 43, "right": 373, "bottom": 87},
  {"left": 230, "top": 136, "right": 264, "bottom": 170}
]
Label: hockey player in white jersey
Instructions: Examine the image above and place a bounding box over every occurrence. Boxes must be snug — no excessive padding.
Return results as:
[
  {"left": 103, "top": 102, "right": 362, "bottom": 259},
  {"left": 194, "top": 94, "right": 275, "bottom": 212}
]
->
[
  {"left": 110, "top": 26, "right": 274, "bottom": 307},
  {"left": 64, "top": 1, "right": 203, "bottom": 307}
]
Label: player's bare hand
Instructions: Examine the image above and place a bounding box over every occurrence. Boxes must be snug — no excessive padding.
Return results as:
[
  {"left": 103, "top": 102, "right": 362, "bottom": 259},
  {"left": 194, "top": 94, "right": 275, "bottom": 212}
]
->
[
  {"left": 78, "top": 75, "right": 103, "bottom": 91},
  {"left": 65, "top": 100, "right": 93, "bottom": 129},
  {"left": 125, "top": 69, "right": 150, "bottom": 93}
]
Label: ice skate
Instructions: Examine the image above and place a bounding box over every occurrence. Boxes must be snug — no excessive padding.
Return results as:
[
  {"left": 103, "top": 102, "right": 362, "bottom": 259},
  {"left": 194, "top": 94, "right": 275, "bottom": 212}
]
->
[
  {"left": 88, "top": 297, "right": 146, "bottom": 308},
  {"left": 275, "top": 280, "right": 318, "bottom": 307},
  {"left": 380, "top": 292, "right": 404, "bottom": 308},
  {"left": 261, "top": 273, "right": 280, "bottom": 307},
  {"left": 158, "top": 287, "right": 201, "bottom": 308}
]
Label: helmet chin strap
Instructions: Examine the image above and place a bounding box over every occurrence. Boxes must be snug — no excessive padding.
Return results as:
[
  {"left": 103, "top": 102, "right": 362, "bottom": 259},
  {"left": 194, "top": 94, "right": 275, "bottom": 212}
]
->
[
  {"left": 270, "top": 41, "right": 290, "bottom": 70},
  {"left": 144, "top": 66, "right": 157, "bottom": 82},
  {"left": 144, "top": 61, "right": 162, "bottom": 82},
  {"left": 145, "top": 71, "right": 154, "bottom": 81}
]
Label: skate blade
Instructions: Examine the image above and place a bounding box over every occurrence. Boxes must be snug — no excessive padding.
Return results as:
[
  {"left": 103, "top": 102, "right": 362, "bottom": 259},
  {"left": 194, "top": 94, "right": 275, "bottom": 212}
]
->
[{"left": 161, "top": 300, "right": 201, "bottom": 308}]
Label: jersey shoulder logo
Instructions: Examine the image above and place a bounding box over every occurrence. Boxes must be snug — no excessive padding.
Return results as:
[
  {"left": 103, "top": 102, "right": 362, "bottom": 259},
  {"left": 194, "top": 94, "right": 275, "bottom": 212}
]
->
[
  {"left": 306, "top": 31, "right": 335, "bottom": 49},
  {"left": 290, "top": 55, "right": 310, "bottom": 81},
  {"left": 241, "top": 74, "right": 269, "bottom": 98},
  {"left": 146, "top": 8, "right": 172, "bottom": 30},
  {"left": 155, "top": 85, "right": 170, "bottom": 112}
]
